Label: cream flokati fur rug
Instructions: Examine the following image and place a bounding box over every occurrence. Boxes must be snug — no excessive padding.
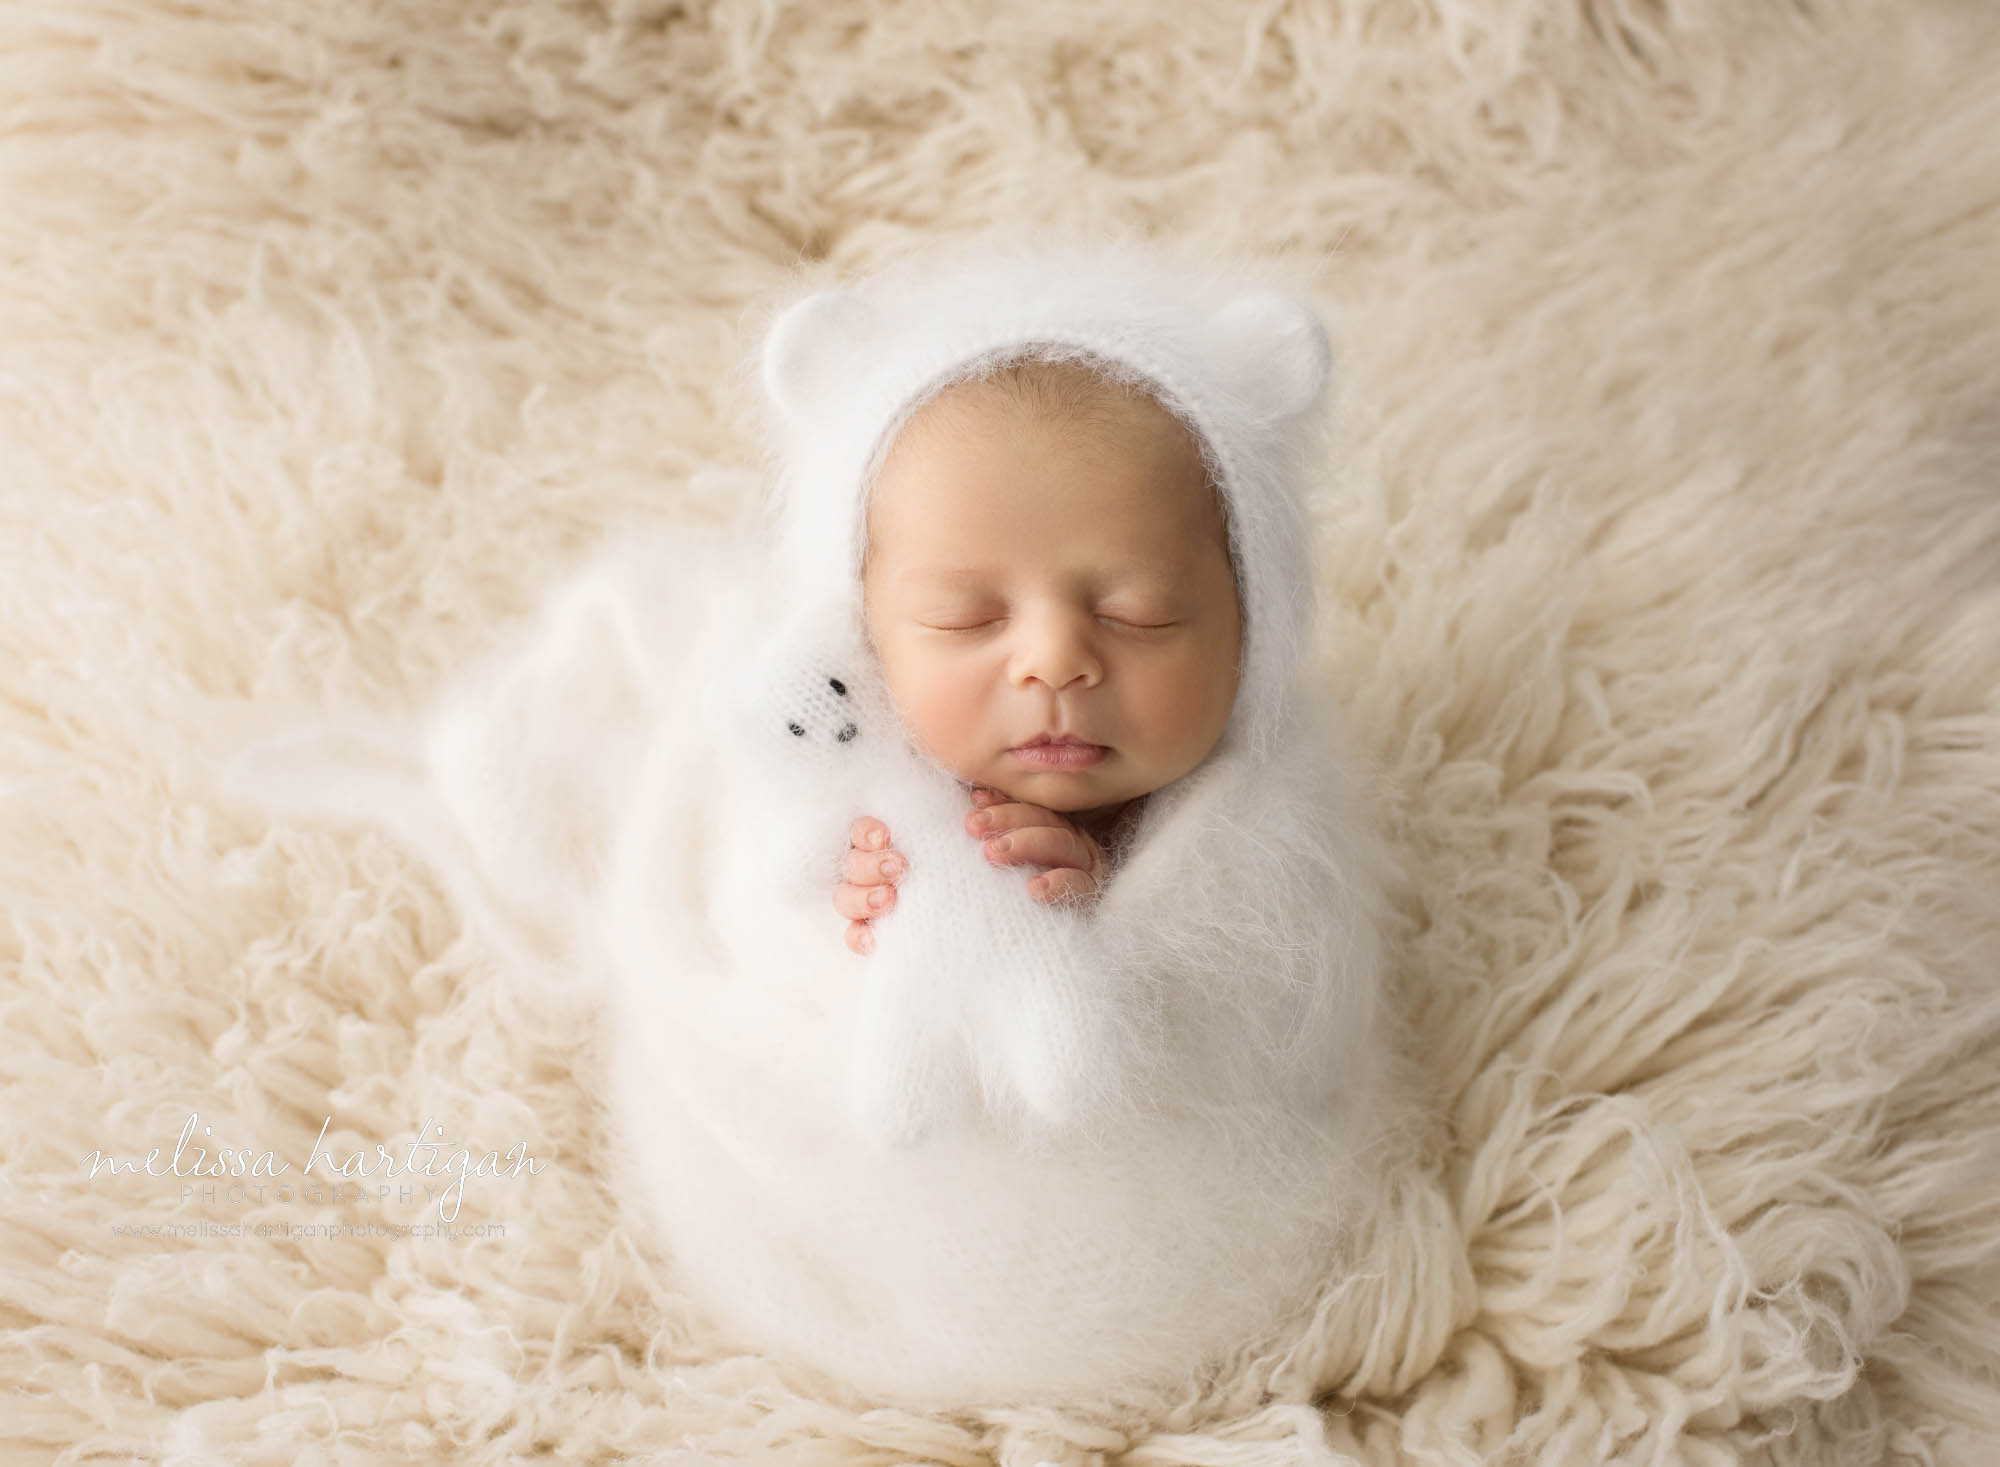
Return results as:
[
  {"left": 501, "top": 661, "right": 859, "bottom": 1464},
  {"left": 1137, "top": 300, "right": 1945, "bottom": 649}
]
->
[{"left": 5, "top": 0, "right": 2000, "bottom": 1462}]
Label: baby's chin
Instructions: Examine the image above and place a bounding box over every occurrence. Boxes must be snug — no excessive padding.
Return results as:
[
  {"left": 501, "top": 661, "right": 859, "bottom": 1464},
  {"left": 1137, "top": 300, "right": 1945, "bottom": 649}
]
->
[{"left": 974, "top": 764, "right": 1136, "bottom": 815}]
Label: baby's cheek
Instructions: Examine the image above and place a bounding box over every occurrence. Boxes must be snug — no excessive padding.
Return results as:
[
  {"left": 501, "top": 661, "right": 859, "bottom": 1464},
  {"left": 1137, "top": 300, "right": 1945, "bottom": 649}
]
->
[{"left": 882, "top": 650, "right": 983, "bottom": 755}]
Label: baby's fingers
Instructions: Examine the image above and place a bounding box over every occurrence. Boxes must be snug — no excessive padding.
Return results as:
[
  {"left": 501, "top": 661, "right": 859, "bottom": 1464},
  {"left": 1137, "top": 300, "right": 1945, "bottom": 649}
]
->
[
  {"left": 834, "top": 882, "right": 896, "bottom": 923},
  {"left": 842, "top": 843, "right": 907, "bottom": 887},
  {"left": 844, "top": 919, "right": 877, "bottom": 956},
  {"left": 1030, "top": 867, "right": 1098, "bottom": 906},
  {"left": 981, "top": 823, "right": 1101, "bottom": 882}
]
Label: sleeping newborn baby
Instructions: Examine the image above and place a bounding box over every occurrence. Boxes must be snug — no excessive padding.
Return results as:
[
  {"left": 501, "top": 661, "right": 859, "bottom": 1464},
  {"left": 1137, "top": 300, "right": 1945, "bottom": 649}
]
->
[
  {"left": 840, "top": 356, "right": 1239, "bottom": 944},
  {"left": 598, "top": 237, "right": 1405, "bottom": 1404},
  {"left": 226, "top": 234, "right": 1403, "bottom": 1409},
  {"left": 786, "top": 355, "right": 1262, "bottom": 1145}
]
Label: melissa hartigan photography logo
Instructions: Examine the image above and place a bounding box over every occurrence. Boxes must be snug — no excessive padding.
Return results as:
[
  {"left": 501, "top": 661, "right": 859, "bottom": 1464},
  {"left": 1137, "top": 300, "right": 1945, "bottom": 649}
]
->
[{"left": 83, "top": 1112, "right": 547, "bottom": 1222}]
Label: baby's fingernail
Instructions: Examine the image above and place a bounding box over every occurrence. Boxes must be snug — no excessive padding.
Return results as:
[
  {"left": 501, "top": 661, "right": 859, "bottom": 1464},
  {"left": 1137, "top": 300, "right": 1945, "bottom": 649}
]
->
[
  {"left": 880, "top": 855, "right": 905, "bottom": 879},
  {"left": 987, "top": 835, "right": 1012, "bottom": 855},
  {"left": 968, "top": 811, "right": 992, "bottom": 832},
  {"left": 865, "top": 828, "right": 885, "bottom": 849},
  {"left": 868, "top": 887, "right": 891, "bottom": 910}
]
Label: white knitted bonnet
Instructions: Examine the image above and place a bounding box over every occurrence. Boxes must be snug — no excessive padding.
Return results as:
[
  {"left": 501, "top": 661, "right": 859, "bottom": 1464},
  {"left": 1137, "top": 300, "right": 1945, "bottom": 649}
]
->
[{"left": 753, "top": 234, "right": 1335, "bottom": 770}]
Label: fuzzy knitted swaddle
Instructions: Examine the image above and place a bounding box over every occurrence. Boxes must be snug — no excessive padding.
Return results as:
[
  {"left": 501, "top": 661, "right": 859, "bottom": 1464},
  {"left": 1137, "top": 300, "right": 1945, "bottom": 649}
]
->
[{"left": 226, "top": 233, "right": 1399, "bottom": 1407}]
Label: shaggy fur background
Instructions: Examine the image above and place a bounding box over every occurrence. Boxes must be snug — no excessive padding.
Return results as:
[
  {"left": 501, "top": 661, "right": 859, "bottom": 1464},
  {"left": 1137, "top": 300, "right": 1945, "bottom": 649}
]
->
[{"left": 5, "top": 1, "right": 1998, "bottom": 1462}]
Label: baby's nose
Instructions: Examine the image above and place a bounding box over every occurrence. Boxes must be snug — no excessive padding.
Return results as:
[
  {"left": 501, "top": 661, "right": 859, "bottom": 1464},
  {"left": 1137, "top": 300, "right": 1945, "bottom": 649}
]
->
[{"left": 1010, "top": 614, "right": 1101, "bottom": 690}]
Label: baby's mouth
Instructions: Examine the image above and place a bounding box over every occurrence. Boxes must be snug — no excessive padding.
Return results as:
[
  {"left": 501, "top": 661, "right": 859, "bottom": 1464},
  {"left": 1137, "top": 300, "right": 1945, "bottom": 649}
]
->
[{"left": 1009, "top": 737, "right": 1109, "bottom": 768}]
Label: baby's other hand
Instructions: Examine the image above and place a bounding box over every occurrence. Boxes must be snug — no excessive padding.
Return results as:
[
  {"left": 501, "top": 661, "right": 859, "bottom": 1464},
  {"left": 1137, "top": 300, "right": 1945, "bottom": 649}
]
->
[
  {"left": 835, "top": 816, "right": 907, "bottom": 956},
  {"left": 965, "top": 787, "right": 1108, "bottom": 907}
]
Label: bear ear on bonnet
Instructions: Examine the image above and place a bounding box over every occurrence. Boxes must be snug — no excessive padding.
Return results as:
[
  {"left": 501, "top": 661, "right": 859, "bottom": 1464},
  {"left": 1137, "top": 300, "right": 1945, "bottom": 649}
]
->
[
  {"left": 762, "top": 290, "right": 875, "bottom": 422},
  {"left": 764, "top": 275, "right": 1333, "bottom": 428},
  {"left": 1209, "top": 287, "right": 1335, "bottom": 423}
]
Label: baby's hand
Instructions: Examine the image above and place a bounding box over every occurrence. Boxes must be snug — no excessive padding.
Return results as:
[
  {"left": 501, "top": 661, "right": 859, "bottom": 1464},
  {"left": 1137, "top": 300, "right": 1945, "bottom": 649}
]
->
[
  {"left": 966, "top": 786, "right": 1108, "bottom": 906},
  {"left": 834, "top": 816, "right": 907, "bottom": 956}
]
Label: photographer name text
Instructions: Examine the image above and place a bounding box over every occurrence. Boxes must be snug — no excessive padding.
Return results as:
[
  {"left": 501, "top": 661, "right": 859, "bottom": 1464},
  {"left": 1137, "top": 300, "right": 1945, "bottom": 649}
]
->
[{"left": 83, "top": 1112, "right": 546, "bottom": 1220}]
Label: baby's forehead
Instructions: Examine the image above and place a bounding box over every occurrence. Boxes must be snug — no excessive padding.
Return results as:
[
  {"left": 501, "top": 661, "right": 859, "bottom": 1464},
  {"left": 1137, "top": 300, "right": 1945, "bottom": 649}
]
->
[
  {"left": 882, "top": 365, "right": 1220, "bottom": 517},
  {"left": 862, "top": 357, "right": 1233, "bottom": 571}
]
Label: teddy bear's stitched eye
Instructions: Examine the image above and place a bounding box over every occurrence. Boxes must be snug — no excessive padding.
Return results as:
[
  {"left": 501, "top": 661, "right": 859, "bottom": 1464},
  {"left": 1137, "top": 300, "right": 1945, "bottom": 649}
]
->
[
  {"left": 836, "top": 723, "right": 857, "bottom": 742},
  {"left": 828, "top": 678, "right": 847, "bottom": 696},
  {"left": 787, "top": 722, "right": 805, "bottom": 737}
]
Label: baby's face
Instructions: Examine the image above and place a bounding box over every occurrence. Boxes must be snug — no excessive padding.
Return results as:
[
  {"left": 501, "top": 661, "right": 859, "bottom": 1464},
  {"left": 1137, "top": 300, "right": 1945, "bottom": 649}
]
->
[{"left": 861, "top": 372, "right": 1241, "bottom": 819}]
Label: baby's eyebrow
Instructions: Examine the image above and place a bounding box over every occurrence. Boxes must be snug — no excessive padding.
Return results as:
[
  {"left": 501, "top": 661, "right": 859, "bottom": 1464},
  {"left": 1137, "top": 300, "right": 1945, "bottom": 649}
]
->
[
  {"left": 896, "top": 561, "right": 1183, "bottom": 587},
  {"left": 896, "top": 566, "right": 991, "bottom": 587}
]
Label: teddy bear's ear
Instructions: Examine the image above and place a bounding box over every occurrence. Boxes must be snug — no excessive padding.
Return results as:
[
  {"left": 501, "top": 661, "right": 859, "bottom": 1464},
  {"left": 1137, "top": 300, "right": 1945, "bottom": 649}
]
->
[
  {"left": 1211, "top": 289, "right": 1334, "bottom": 421},
  {"left": 761, "top": 290, "right": 876, "bottom": 420}
]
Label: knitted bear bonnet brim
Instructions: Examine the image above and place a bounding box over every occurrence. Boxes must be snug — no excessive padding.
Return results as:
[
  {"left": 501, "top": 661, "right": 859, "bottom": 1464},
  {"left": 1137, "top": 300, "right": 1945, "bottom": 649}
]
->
[{"left": 752, "top": 233, "right": 1334, "bottom": 772}]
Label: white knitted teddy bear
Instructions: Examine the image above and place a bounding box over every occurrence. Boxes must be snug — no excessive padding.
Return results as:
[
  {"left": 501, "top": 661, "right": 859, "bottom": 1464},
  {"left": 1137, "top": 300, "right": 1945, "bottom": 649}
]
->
[{"left": 716, "top": 594, "right": 1139, "bottom": 1147}]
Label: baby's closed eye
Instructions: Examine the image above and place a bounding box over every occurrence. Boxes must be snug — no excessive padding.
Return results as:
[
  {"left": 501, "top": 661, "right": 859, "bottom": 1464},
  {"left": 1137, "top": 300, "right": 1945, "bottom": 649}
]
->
[
  {"left": 915, "top": 607, "right": 1184, "bottom": 633},
  {"left": 920, "top": 618, "right": 1005, "bottom": 633}
]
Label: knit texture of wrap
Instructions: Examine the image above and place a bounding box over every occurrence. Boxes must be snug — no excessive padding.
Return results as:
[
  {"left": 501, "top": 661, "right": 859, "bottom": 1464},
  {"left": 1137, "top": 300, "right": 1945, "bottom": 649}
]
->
[{"left": 226, "top": 234, "right": 1404, "bottom": 1410}]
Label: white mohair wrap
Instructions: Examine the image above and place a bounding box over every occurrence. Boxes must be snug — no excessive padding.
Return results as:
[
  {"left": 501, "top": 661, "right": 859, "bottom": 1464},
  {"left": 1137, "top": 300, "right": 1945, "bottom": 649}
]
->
[{"left": 229, "top": 237, "right": 1402, "bottom": 1408}]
